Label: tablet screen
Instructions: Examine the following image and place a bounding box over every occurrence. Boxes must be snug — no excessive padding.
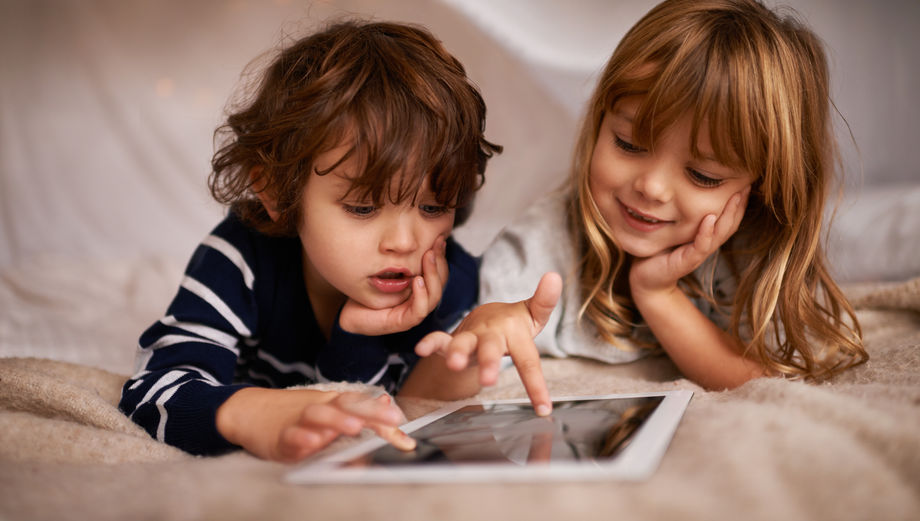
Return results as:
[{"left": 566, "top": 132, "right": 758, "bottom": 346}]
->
[{"left": 343, "top": 395, "right": 664, "bottom": 468}]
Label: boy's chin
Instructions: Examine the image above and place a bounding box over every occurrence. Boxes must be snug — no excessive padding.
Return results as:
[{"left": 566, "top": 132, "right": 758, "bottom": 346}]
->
[{"left": 353, "top": 292, "right": 412, "bottom": 311}]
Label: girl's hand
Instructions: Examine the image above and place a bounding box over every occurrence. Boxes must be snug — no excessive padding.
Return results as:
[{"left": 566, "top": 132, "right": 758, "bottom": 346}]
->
[
  {"left": 216, "top": 388, "right": 415, "bottom": 463},
  {"left": 414, "top": 272, "right": 563, "bottom": 416},
  {"left": 339, "top": 237, "right": 449, "bottom": 335},
  {"left": 630, "top": 187, "right": 749, "bottom": 297}
]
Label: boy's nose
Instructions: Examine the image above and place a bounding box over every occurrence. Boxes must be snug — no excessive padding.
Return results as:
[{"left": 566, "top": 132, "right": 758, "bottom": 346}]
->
[{"left": 379, "top": 214, "right": 419, "bottom": 254}]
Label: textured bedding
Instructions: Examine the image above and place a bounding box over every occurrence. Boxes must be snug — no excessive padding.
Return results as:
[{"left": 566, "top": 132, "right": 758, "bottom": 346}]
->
[
  {"left": 2, "top": 1, "right": 919, "bottom": 520},
  {"left": 1, "top": 267, "right": 918, "bottom": 521}
]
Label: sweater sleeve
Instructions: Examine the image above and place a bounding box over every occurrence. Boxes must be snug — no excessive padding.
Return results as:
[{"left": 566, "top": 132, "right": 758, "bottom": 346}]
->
[
  {"left": 479, "top": 190, "right": 648, "bottom": 364},
  {"left": 119, "top": 221, "right": 258, "bottom": 456}
]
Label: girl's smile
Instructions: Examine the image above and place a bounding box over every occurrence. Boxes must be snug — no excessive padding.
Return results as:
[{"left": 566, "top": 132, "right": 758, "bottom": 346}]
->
[{"left": 619, "top": 199, "right": 673, "bottom": 231}]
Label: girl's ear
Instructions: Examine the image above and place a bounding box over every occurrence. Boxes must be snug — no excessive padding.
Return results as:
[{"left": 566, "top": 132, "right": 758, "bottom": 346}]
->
[{"left": 250, "top": 167, "right": 280, "bottom": 222}]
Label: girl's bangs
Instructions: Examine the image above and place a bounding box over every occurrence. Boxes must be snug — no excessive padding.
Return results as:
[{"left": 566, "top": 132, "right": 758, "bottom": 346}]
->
[{"left": 610, "top": 43, "right": 764, "bottom": 177}]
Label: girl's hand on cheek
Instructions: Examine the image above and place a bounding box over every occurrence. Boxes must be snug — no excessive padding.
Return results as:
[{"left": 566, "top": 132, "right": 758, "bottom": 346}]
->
[
  {"left": 339, "top": 236, "right": 449, "bottom": 335},
  {"left": 630, "top": 186, "right": 749, "bottom": 298}
]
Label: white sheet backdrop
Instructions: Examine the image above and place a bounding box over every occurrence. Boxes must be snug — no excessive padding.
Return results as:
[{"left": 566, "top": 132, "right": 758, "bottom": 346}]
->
[{"left": 2, "top": 0, "right": 918, "bottom": 281}]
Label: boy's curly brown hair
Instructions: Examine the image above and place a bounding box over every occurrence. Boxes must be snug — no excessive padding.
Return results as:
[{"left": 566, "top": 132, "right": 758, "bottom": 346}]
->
[{"left": 209, "top": 20, "right": 501, "bottom": 236}]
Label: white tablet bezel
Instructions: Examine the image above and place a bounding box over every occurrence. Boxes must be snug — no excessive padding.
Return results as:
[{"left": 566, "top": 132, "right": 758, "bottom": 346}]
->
[{"left": 285, "top": 390, "right": 692, "bottom": 484}]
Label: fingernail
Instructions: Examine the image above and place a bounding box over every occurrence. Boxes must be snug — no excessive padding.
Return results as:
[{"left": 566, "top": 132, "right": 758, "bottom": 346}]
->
[
  {"left": 416, "top": 276, "right": 425, "bottom": 288},
  {"left": 395, "top": 431, "right": 417, "bottom": 451},
  {"left": 536, "top": 404, "right": 552, "bottom": 417}
]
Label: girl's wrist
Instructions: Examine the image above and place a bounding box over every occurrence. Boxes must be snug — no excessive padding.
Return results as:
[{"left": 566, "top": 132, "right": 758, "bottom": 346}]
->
[{"left": 630, "top": 283, "right": 684, "bottom": 315}]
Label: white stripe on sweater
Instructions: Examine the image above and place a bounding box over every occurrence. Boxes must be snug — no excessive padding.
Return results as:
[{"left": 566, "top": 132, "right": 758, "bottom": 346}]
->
[
  {"left": 139, "top": 370, "right": 186, "bottom": 408},
  {"left": 257, "top": 350, "right": 317, "bottom": 380},
  {"left": 180, "top": 276, "right": 252, "bottom": 338},
  {"left": 160, "top": 315, "right": 239, "bottom": 348},
  {"left": 202, "top": 234, "right": 255, "bottom": 290},
  {"left": 145, "top": 333, "right": 240, "bottom": 357},
  {"left": 155, "top": 384, "right": 181, "bottom": 442}
]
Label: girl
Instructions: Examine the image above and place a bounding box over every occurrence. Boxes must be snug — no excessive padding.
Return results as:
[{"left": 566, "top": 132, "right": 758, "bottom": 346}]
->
[
  {"left": 417, "top": 0, "right": 868, "bottom": 410},
  {"left": 119, "top": 21, "right": 505, "bottom": 461}
]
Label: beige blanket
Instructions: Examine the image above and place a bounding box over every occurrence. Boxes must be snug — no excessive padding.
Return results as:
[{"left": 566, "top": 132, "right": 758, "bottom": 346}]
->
[{"left": 2, "top": 279, "right": 919, "bottom": 521}]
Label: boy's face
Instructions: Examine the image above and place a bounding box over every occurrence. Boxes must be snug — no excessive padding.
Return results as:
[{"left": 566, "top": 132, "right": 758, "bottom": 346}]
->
[
  {"left": 298, "top": 143, "right": 455, "bottom": 311},
  {"left": 588, "top": 96, "right": 753, "bottom": 258}
]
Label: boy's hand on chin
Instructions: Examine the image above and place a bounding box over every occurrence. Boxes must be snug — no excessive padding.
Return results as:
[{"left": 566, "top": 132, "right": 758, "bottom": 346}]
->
[{"left": 340, "top": 238, "right": 448, "bottom": 335}]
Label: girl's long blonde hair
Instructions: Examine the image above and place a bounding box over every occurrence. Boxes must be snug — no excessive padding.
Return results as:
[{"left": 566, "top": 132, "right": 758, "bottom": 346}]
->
[{"left": 572, "top": 0, "right": 866, "bottom": 380}]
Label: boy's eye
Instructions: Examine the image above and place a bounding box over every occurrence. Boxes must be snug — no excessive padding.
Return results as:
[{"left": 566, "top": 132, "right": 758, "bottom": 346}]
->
[
  {"left": 687, "top": 169, "right": 723, "bottom": 188},
  {"left": 419, "top": 204, "right": 449, "bottom": 217},
  {"left": 344, "top": 204, "right": 377, "bottom": 217},
  {"left": 614, "top": 135, "right": 646, "bottom": 154}
]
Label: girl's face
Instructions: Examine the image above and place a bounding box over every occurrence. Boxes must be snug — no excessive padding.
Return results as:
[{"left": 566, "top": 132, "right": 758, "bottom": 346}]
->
[
  {"left": 298, "top": 143, "right": 454, "bottom": 311},
  {"left": 589, "top": 97, "right": 754, "bottom": 258}
]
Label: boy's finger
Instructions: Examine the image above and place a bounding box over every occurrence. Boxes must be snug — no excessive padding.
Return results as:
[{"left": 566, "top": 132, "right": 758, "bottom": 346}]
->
[
  {"left": 415, "top": 331, "right": 453, "bottom": 357},
  {"left": 278, "top": 426, "right": 327, "bottom": 462},
  {"left": 434, "top": 236, "right": 449, "bottom": 282},
  {"left": 525, "top": 272, "right": 563, "bottom": 332},
  {"left": 408, "top": 275, "right": 430, "bottom": 322},
  {"left": 335, "top": 393, "right": 403, "bottom": 426},
  {"left": 475, "top": 331, "right": 508, "bottom": 386},
  {"left": 509, "top": 339, "right": 552, "bottom": 417},
  {"left": 421, "top": 250, "right": 445, "bottom": 310},
  {"left": 370, "top": 423, "right": 417, "bottom": 451},
  {"left": 445, "top": 331, "right": 478, "bottom": 370},
  {"left": 298, "top": 403, "right": 365, "bottom": 435}
]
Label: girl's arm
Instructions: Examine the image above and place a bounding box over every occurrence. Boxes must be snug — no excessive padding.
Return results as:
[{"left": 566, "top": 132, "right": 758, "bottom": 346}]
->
[
  {"left": 629, "top": 188, "right": 765, "bottom": 389},
  {"left": 631, "top": 285, "right": 765, "bottom": 390}
]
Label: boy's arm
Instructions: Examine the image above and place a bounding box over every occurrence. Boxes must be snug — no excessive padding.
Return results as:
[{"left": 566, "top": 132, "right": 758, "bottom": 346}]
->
[
  {"left": 216, "top": 387, "right": 413, "bottom": 462},
  {"left": 119, "top": 224, "right": 262, "bottom": 455}
]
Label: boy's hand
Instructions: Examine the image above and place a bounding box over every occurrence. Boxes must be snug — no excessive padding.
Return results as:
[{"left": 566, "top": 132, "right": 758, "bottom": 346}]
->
[
  {"left": 216, "top": 388, "right": 415, "bottom": 463},
  {"left": 414, "top": 272, "right": 562, "bottom": 416},
  {"left": 339, "top": 237, "right": 449, "bottom": 336},
  {"left": 630, "top": 186, "right": 749, "bottom": 297}
]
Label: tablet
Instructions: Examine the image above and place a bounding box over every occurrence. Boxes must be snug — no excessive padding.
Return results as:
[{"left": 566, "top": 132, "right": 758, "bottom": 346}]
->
[{"left": 285, "top": 390, "right": 692, "bottom": 484}]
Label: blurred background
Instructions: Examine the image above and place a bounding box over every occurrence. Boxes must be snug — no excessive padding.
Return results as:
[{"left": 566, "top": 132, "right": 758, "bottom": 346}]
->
[{"left": 2, "top": 0, "right": 918, "bottom": 277}]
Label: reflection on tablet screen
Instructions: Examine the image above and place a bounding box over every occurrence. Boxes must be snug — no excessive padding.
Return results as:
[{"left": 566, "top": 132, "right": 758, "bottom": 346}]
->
[{"left": 346, "top": 396, "right": 664, "bottom": 468}]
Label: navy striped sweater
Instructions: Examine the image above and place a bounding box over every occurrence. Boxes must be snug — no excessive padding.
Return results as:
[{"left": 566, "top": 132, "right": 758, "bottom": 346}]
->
[{"left": 119, "top": 214, "right": 477, "bottom": 455}]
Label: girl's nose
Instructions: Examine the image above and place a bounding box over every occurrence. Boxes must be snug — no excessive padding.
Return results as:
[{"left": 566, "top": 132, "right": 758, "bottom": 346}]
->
[
  {"left": 379, "top": 213, "right": 419, "bottom": 254},
  {"left": 633, "top": 162, "right": 674, "bottom": 204}
]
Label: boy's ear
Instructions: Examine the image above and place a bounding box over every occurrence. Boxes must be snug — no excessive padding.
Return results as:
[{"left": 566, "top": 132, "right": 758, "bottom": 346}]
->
[{"left": 250, "top": 167, "right": 280, "bottom": 222}]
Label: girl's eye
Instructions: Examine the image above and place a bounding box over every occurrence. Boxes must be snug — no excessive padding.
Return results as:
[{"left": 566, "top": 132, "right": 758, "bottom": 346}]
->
[
  {"left": 344, "top": 204, "right": 377, "bottom": 217},
  {"left": 614, "top": 135, "right": 646, "bottom": 154},
  {"left": 688, "top": 169, "right": 723, "bottom": 188},
  {"left": 419, "top": 204, "right": 449, "bottom": 217}
]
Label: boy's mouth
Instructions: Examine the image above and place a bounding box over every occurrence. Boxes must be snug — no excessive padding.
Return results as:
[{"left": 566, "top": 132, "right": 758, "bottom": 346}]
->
[
  {"left": 370, "top": 269, "right": 414, "bottom": 293},
  {"left": 377, "top": 272, "right": 405, "bottom": 279}
]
